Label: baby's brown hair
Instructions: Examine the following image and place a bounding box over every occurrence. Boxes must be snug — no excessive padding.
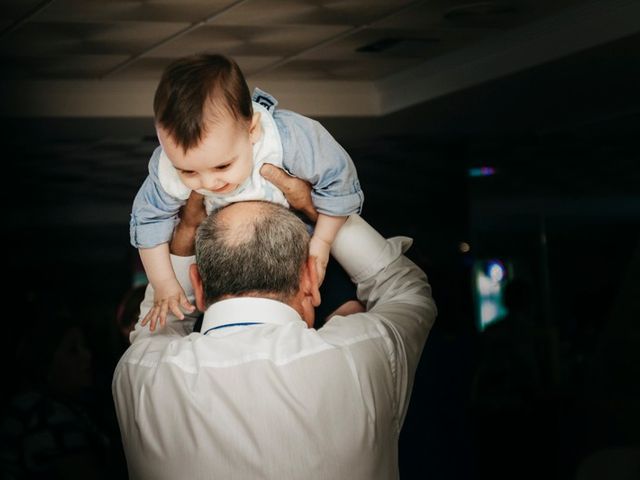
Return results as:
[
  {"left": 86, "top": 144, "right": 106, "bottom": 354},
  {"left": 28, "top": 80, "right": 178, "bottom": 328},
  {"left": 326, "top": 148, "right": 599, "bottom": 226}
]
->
[{"left": 154, "top": 54, "right": 253, "bottom": 153}]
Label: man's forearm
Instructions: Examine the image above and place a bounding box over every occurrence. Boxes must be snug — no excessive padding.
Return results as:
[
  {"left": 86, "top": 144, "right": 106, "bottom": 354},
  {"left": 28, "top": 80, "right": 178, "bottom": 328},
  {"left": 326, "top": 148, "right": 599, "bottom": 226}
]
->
[
  {"left": 170, "top": 222, "right": 198, "bottom": 256},
  {"left": 260, "top": 163, "right": 318, "bottom": 223},
  {"left": 331, "top": 215, "right": 394, "bottom": 284},
  {"left": 330, "top": 214, "right": 435, "bottom": 333},
  {"left": 170, "top": 191, "right": 206, "bottom": 256},
  {"left": 331, "top": 214, "right": 436, "bottom": 430}
]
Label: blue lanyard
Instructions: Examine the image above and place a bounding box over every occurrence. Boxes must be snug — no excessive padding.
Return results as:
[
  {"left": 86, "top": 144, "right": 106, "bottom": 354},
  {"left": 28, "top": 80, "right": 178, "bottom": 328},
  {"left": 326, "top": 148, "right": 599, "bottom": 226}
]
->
[{"left": 203, "top": 322, "right": 263, "bottom": 336}]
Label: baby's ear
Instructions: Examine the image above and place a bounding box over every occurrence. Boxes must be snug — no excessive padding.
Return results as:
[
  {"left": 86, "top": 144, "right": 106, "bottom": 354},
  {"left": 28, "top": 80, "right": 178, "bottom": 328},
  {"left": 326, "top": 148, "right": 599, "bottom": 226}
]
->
[{"left": 249, "top": 112, "right": 262, "bottom": 144}]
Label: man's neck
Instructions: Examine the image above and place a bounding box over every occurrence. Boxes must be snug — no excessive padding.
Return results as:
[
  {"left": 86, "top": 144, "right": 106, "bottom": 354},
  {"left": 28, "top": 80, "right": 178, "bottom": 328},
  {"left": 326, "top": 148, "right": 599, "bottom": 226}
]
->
[{"left": 207, "top": 292, "right": 311, "bottom": 328}]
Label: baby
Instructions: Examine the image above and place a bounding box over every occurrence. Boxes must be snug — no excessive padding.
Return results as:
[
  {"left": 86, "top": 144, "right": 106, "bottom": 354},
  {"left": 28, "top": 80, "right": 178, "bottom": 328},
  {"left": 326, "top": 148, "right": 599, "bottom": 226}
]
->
[{"left": 130, "top": 54, "right": 364, "bottom": 330}]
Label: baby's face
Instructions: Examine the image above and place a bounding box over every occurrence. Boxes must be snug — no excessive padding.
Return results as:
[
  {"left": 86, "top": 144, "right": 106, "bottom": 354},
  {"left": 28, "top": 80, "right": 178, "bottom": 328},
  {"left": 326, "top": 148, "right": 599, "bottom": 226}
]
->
[{"left": 158, "top": 112, "right": 261, "bottom": 195}]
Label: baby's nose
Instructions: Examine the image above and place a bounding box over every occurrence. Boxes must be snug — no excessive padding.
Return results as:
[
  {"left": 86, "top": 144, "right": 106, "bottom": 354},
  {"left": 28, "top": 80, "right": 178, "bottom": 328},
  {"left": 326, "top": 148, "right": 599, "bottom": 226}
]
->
[{"left": 201, "top": 174, "right": 223, "bottom": 191}]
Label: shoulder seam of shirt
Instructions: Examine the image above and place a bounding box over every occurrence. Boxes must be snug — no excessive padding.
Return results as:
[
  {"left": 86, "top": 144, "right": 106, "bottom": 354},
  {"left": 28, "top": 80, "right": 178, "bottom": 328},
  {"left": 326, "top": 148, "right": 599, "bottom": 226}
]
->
[{"left": 120, "top": 330, "right": 386, "bottom": 373}]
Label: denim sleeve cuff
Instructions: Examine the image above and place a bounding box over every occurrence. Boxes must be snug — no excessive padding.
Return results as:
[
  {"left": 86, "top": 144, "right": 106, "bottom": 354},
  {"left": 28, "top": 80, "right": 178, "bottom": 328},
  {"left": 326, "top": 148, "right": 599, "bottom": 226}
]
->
[
  {"left": 130, "top": 217, "right": 178, "bottom": 249},
  {"left": 311, "top": 188, "right": 364, "bottom": 217}
]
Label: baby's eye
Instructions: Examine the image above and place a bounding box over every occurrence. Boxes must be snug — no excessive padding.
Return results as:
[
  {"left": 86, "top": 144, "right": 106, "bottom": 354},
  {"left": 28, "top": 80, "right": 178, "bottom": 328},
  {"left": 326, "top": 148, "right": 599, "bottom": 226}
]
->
[
  {"left": 179, "top": 170, "right": 196, "bottom": 176},
  {"left": 216, "top": 163, "right": 231, "bottom": 170}
]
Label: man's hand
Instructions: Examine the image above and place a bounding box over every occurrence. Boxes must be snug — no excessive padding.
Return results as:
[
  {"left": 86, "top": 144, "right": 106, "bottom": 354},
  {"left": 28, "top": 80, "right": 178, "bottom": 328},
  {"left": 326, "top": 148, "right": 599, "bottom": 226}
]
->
[
  {"left": 170, "top": 191, "right": 207, "bottom": 256},
  {"left": 260, "top": 163, "right": 317, "bottom": 222}
]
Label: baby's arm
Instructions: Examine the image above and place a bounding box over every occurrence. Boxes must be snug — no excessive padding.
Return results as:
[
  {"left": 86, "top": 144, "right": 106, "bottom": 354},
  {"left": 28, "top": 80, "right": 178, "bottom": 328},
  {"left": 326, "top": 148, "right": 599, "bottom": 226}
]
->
[
  {"left": 276, "top": 113, "right": 363, "bottom": 285},
  {"left": 261, "top": 164, "right": 346, "bottom": 285},
  {"left": 131, "top": 147, "right": 197, "bottom": 331},
  {"left": 309, "top": 214, "right": 347, "bottom": 285},
  {"left": 139, "top": 244, "right": 194, "bottom": 332}
]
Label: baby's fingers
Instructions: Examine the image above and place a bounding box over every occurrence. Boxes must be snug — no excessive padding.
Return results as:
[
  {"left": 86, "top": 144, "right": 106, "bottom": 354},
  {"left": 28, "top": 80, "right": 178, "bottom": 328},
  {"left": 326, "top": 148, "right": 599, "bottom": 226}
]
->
[
  {"left": 156, "top": 302, "right": 170, "bottom": 330},
  {"left": 169, "top": 299, "right": 185, "bottom": 321},
  {"left": 149, "top": 305, "right": 161, "bottom": 332},
  {"left": 141, "top": 306, "right": 158, "bottom": 328},
  {"left": 180, "top": 294, "right": 195, "bottom": 314}
]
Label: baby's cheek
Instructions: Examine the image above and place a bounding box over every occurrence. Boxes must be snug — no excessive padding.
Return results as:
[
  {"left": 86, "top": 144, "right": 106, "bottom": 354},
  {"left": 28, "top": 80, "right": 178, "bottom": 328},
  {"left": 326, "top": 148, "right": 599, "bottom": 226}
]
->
[
  {"left": 240, "top": 159, "right": 254, "bottom": 181},
  {"left": 181, "top": 178, "right": 199, "bottom": 190}
]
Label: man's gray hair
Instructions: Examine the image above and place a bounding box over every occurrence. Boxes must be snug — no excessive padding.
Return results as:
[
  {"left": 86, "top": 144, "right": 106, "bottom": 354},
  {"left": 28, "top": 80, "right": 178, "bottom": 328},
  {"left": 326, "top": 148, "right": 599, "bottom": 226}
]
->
[{"left": 195, "top": 201, "right": 310, "bottom": 307}]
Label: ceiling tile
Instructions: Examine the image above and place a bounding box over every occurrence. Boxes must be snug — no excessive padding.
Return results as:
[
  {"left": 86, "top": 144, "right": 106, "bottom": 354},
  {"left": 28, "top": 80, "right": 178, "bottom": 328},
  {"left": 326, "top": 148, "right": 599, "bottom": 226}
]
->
[
  {"left": 112, "top": 54, "right": 282, "bottom": 79},
  {"left": 1, "top": 21, "right": 188, "bottom": 57},
  {"left": 9, "top": 54, "right": 130, "bottom": 78},
  {"left": 35, "top": 0, "right": 239, "bottom": 23},
  {"left": 259, "top": 57, "right": 418, "bottom": 81},
  {"left": 147, "top": 23, "right": 347, "bottom": 58},
  {"left": 0, "top": 0, "right": 45, "bottom": 21}
]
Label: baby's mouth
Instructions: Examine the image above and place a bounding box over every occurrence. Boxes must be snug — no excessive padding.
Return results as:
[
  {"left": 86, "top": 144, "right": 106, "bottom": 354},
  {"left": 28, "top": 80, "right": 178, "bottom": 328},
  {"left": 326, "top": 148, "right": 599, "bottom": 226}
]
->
[{"left": 212, "top": 183, "right": 236, "bottom": 194}]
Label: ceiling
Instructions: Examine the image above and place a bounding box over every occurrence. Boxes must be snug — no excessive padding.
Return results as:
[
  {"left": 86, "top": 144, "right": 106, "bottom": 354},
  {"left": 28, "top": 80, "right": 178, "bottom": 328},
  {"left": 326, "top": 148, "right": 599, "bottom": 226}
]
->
[
  {"left": 1, "top": 0, "right": 640, "bottom": 232},
  {"left": 0, "top": 0, "right": 590, "bottom": 83},
  {"left": 2, "top": 0, "right": 638, "bottom": 117}
]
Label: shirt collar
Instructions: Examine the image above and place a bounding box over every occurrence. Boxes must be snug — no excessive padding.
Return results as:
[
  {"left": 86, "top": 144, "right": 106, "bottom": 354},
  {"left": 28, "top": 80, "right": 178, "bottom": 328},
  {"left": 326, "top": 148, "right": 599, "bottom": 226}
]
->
[{"left": 200, "top": 297, "right": 305, "bottom": 334}]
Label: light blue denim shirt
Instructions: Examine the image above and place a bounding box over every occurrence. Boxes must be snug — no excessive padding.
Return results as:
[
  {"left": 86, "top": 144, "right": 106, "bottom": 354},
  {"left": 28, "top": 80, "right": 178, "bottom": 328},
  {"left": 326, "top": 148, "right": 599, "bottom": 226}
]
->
[{"left": 130, "top": 89, "right": 364, "bottom": 248}]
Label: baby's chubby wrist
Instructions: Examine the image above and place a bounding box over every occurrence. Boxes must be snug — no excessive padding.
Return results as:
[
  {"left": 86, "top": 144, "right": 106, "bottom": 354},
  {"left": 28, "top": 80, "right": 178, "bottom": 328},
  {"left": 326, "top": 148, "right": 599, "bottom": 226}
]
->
[
  {"left": 153, "top": 275, "right": 183, "bottom": 297},
  {"left": 309, "top": 236, "right": 331, "bottom": 263}
]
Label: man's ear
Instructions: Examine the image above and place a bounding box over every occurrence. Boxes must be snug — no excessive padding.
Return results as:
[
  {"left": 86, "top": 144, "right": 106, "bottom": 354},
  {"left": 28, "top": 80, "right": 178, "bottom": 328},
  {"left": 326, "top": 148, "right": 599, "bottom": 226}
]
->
[
  {"left": 249, "top": 112, "right": 262, "bottom": 144},
  {"left": 302, "top": 256, "right": 321, "bottom": 308},
  {"left": 189, "top": 263, "right": 206, "bottom": 312},
  {"left": 298, "top": 257, "right": 321, "bottom": 329}
]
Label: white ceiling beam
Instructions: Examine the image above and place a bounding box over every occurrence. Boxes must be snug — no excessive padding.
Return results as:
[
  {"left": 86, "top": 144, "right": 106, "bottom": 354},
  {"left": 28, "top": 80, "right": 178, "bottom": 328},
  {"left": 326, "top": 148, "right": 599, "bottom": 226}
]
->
[{"left": 0, "top": 78, "right": 379, "bottom": 118}]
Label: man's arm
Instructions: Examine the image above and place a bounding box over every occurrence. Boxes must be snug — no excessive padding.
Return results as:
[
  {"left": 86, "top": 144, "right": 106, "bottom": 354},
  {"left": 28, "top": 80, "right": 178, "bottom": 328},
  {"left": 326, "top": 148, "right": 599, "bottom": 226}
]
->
[
  {"left": 261, "top": 165, "right": 436, "bottom": 388},
  {"left": 260, "top": 163, "right": 317, "bottom": 222},
  {"left": 330, "top": 216, "right": 437, "bottom": 429},
  {"left": 261, "top": 164, "right": 366, "bottom": 321},
  {"left": 264, "top": 165, "right": 436, "bottom": 428},
  {"left": 170, "top": 191, "right": 207, "bottom": 256}
]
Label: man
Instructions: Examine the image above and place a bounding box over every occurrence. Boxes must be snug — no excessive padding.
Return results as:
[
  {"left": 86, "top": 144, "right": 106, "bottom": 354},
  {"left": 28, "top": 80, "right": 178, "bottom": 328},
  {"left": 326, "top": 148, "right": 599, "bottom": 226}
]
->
[{"left": 113, "top": 166, "right": 437, "bottom": 479}]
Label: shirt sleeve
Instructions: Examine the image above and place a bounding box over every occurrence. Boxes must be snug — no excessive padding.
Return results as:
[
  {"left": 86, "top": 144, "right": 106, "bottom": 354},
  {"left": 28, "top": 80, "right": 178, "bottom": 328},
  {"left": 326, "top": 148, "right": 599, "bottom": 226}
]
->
[
  {"left": 129, "top": 146, "right": 187, "bottom": 248},
  {"left": 129, "top": 254, "right": 198, "bottom": 344},
  {"left": 330, "top": 215, "right": 437, "bottom": 429},
  {"left": 275, "top": 110, "right": 364, "bottom": 217}
]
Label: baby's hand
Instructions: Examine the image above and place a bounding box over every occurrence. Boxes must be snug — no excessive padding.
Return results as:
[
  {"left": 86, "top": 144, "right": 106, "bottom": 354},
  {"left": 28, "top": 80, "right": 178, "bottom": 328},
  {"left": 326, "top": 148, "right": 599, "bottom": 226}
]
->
[
  {"left": 309, "top": 236, "right": 331, "bottom": 286},
  {"left": 141, "top": 278, "right": 195, "bottom": 332}
]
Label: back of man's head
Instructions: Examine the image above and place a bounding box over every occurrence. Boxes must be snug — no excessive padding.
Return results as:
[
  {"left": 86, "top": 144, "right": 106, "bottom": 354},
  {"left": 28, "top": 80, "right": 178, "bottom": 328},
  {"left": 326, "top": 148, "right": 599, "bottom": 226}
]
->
[{"left": 195, "top": 201, "right": 310, "bottom": 308}]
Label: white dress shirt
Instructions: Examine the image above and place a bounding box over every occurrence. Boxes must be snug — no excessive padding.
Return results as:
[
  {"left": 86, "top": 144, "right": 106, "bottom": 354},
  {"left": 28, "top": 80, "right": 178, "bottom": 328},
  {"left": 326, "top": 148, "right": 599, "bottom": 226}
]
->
[{"left": 113, "top": 215, "right": 437, "bottom": 480}]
